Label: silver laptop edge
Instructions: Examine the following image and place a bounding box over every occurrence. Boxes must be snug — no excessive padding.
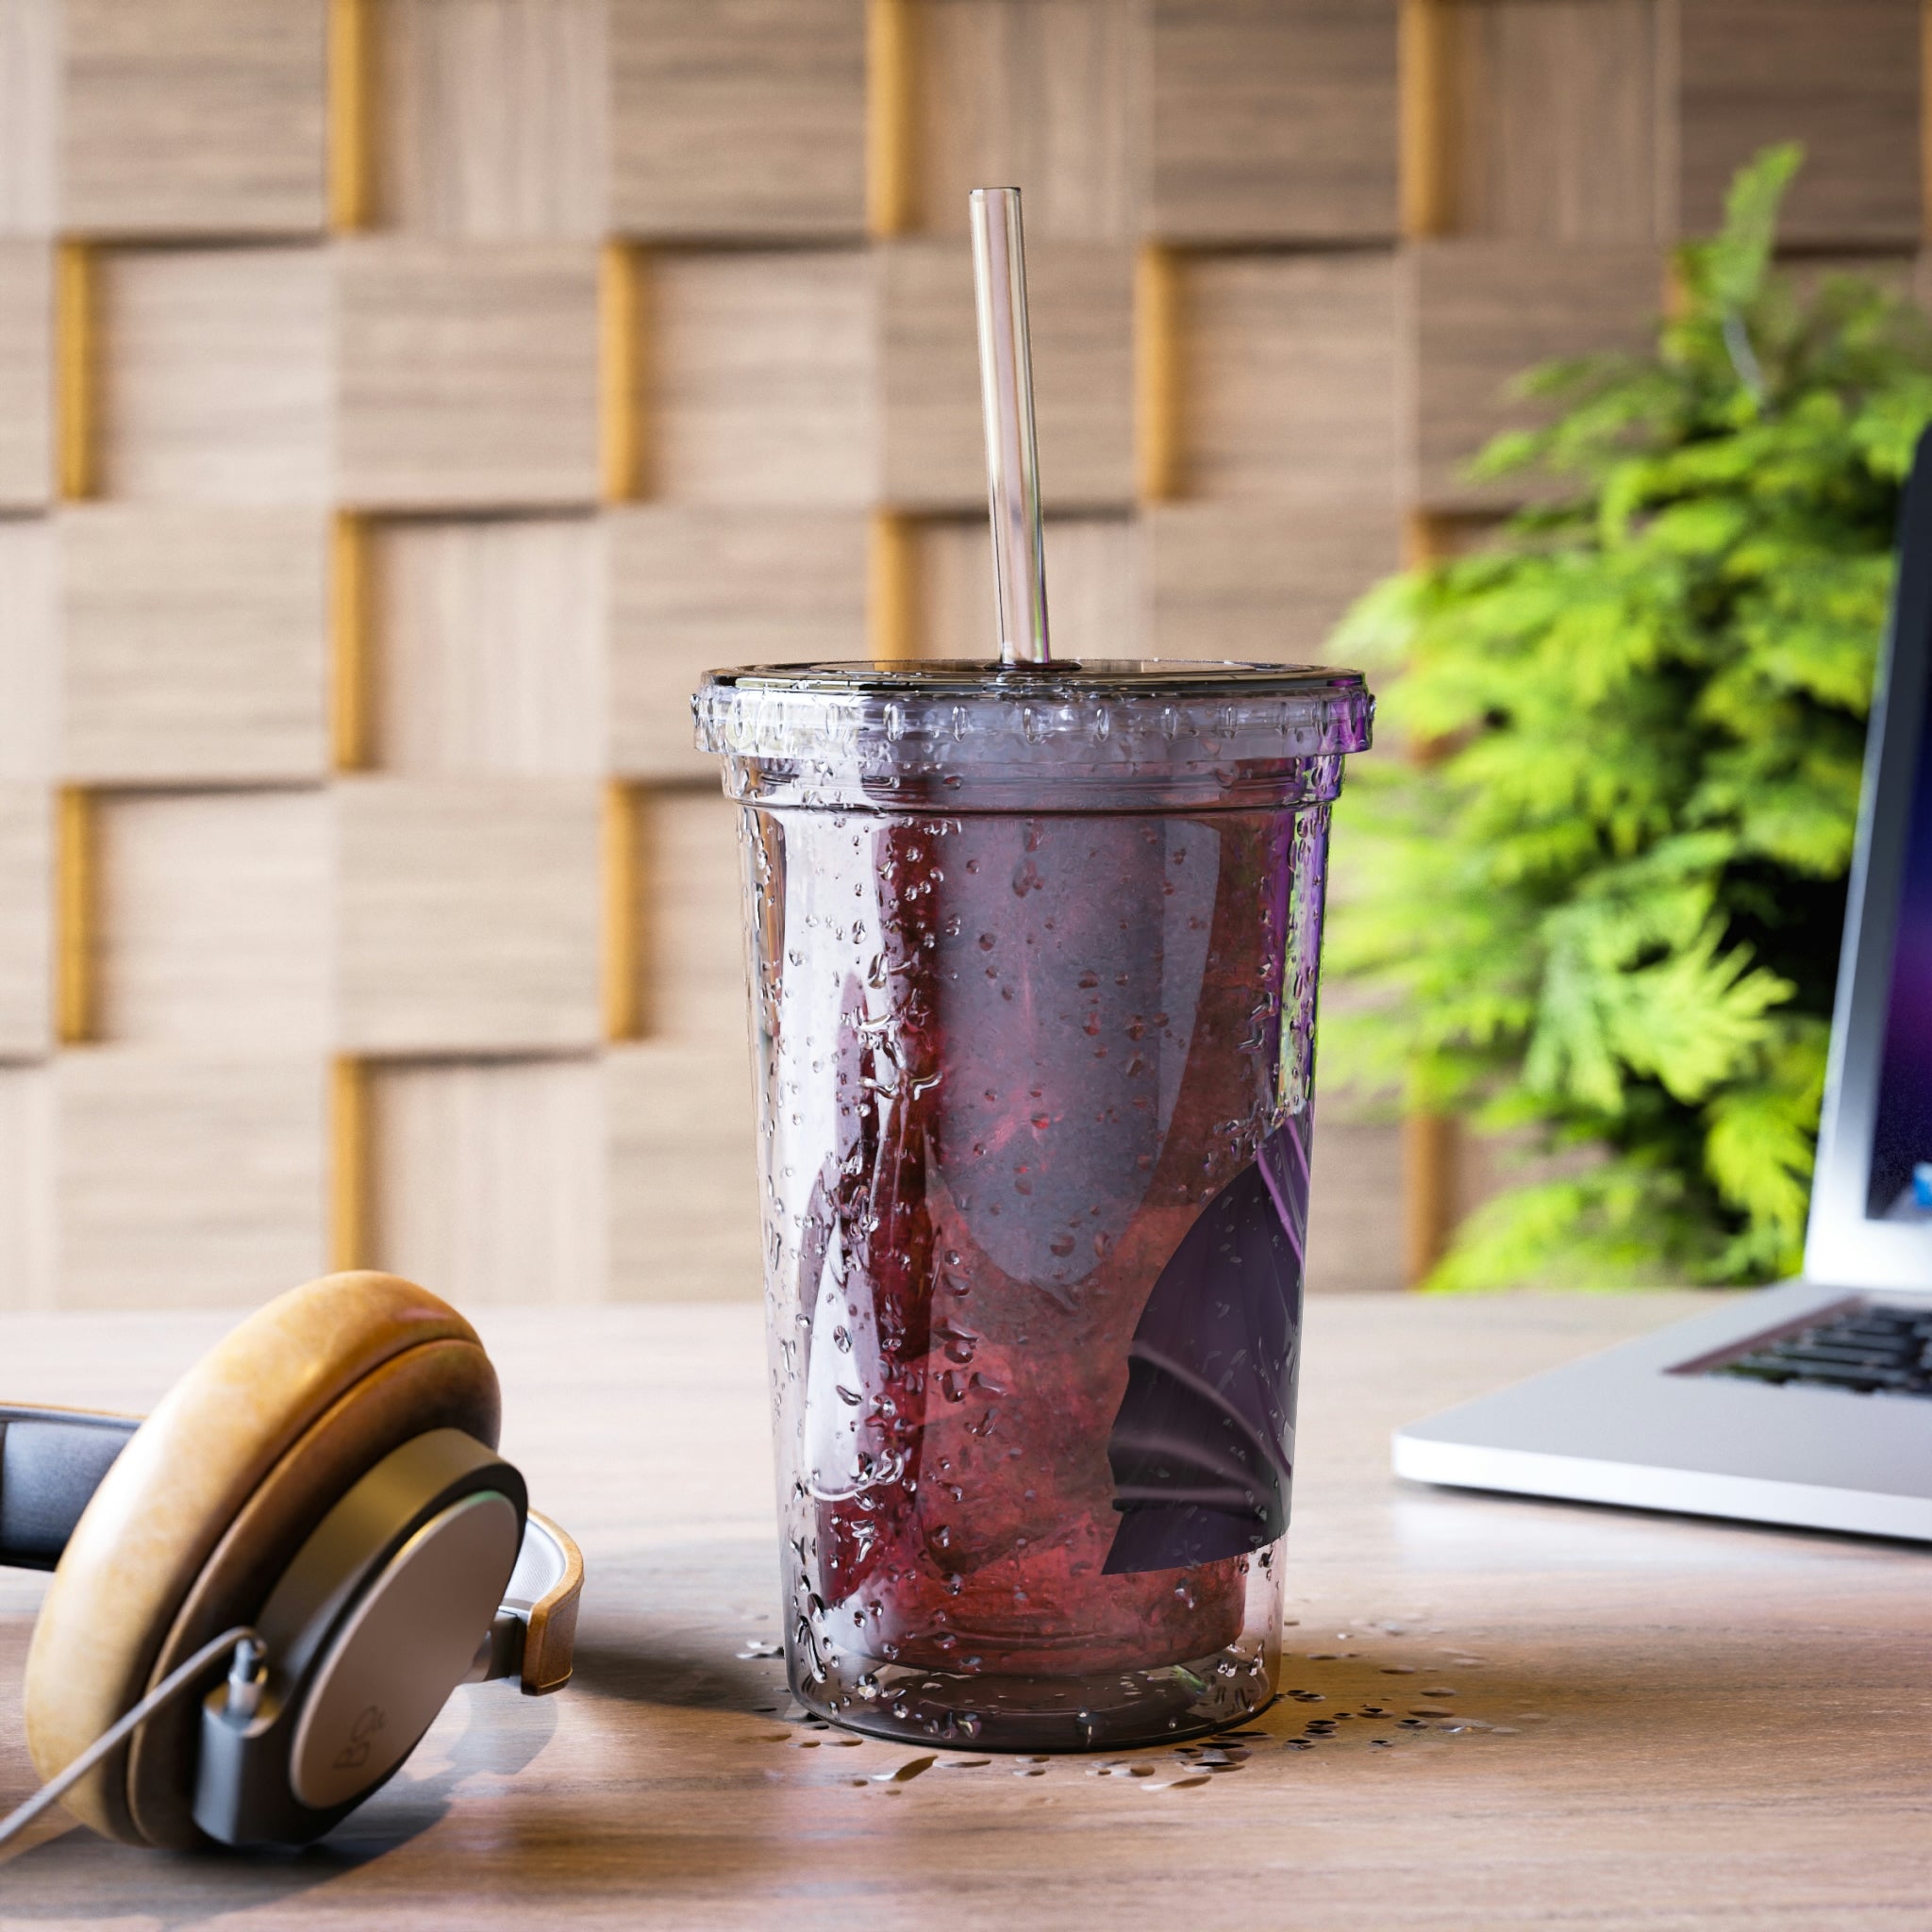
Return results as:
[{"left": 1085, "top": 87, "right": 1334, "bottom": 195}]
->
[{"left": 1391, "top": 427, "right": 1932, "bottom": 1542}]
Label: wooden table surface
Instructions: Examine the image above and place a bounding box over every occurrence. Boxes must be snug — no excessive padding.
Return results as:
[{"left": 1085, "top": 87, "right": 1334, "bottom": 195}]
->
[{"left": 1, "top": 1291, "right": 1927, "bottom": 1930}]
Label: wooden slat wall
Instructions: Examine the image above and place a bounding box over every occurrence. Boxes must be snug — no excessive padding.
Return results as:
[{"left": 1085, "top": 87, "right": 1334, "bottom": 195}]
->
[{"left": 0, "top": 0, "right": 1919, "bottom": 1307}]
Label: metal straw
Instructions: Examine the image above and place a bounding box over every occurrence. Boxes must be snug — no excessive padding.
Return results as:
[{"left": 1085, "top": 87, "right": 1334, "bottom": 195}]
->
[{"left": 969, "top": 188, "right": 1050, "bottom": 664}]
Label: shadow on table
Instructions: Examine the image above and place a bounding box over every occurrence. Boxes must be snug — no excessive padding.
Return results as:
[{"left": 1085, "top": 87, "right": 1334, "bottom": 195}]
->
[
  {"left": 565, "top": 1545, "right": 792, "bottom": 1717},
  {"left": 0, "top": 1689, "right": 558, "bottom": 1921},
  {"left": 568, "top": 1627, "right": 787, "bottom": 1716}
]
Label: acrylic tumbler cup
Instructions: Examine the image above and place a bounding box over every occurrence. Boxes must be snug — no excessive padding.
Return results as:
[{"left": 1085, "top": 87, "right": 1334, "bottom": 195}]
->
[{"left": 695, "top": 659, "right": 1373, "bottom": 1751}]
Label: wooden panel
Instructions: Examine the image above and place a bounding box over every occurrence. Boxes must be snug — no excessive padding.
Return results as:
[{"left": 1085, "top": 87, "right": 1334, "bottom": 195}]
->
[
  {"left": 0, "top": 239, "right": 50, "bottom": 506},
  {"left": 642, "top": 789, "right": 747, "bottom": 1045},
  {"left": 1441, "top": 0, "right": 1660, "bottom": 243},
  {"left": 1150, "top": 0, "right": 1400, "bottom": 242},
  {"left": 0, "top": 0, "right": 57, "bottom": 236},
  {"left": 335, "top": 776, "right": 603, "bottom": 1053},
  {"left": 1404, "top": 241, "right": 1658, "bottom": 509},
  {"left": 1676, "top": 0, "right": 1921, "bottom": 246},
  {"left": 915, "top": 514, "right": 1142, "bottom": 660},
  {"left": 336, "top": 239, "right": 601, "bottom": 508},
  {"left": 370, "top": 1056, "right": 608, "bottom": 1302},
  {"left": 372, "top": 0, "right": 608, "bottom": 238},
  {"left": 1304, "top": 1120, "right": 1404, "bottom": 1293},
  {"left": 1147, "top": 503, "right": 1401, "bottom": 661},
  {"left": 93, "top": 790, "right": 332, "bottom": 1049},
  {"left": 0, "top": 785, "right": 51, "bottom": 1058},
  {"left": 0, "top": 1065, "right": 52, "bottom": 1307},
  {"left": 371, "top": 513, "right": 605, "bottom": 775},
  {"left": 608, "top": 0, "right": 867, "bottom": 239},
  {"left": 94, "top": 246, "right": 333, "bottom": 504},
  {"left": 608, "top": 508, "right": 868, "bottom": 780},
  {"left": 606, "top": 1039, "right": 761, "bottom": 1300},
  {"left": 911, "top": 0, "right": 1143, "bottom": 242},
  {"left": 59, "top": 0, "right": 328, "bottom": 236},
  {"left": 0, "top": 515, "right": 55, "bottom": 780},
  {"left": 54, "top": 1049, "right": 327, "bottom": 1307},
  {"left": 58, "top": 507, "right": 330, "bottom": 783},
  {"left": 650, "top": 249, "right": 875, "bottom": 507},
  {"left": 1180, "top": 251, "right": 1400, "bottom": 508},
  {"left": 879, "top": 238, "right": 1133, "bottom": 509}
]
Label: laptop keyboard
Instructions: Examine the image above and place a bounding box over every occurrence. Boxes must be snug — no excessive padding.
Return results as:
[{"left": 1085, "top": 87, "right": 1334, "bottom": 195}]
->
[{"left": 1713, "top": 1302, "right": 1932, "bottom": 1397}]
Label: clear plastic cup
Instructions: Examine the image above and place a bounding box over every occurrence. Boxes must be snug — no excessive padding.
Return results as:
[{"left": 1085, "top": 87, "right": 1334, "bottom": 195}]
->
[{"left": 695, "top": 659, "right": 1372, "bottom": 1750}]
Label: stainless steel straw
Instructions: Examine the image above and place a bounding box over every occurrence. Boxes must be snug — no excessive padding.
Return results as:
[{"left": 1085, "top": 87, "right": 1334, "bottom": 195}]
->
[{"left": 969, "top": 187, "right": 1051, "bottom": 665}]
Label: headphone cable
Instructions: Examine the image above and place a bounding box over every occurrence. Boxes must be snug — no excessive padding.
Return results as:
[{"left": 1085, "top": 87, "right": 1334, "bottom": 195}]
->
[{"left": 0, "top": 1625, "right": 262, "bottom": 1854}]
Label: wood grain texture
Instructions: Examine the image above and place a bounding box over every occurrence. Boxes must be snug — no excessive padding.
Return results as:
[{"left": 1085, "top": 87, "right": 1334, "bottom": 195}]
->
[
  {"left": 641, "top": 788, "right": 749, "bottom": 1047},
  {"left": 94, "top": 245, "right": 333, "bottom": 505},
  {"left": 1304, "top": 1119, "right": 1405, "bottom": 1292},
  {"left": 51, "top": 1050, "right": 326, "bottom": 1307},
  {"left": 330, "top": 511, "right": 375, "bottom": 771},
  {"left": 1441, "top": 0, "right": 1661, "bottom": 243},
  {"left": 1398, "top": 0, "right": 1454, "bottom": 240},
  {"left": 371, "top": 513, "right": 606, "bottom": 776},
  {"left": 1674, "top": 0, "right": 1922, "bottom": 246},
  {"left": 601, "top": 778, "right": 642, "bottom": 1041},
  {"left": 1150, "top": 0, "right": 1401, "bottom": 241},
  {"left": 865, "top": 0, "right": 918, "bottom": 239},
  {"left": 649, "top": 248, "right": 875, "bottom": 507},
  {"left": 0, "top": 1065, "right": 53, "bottom": 1306},
  {"left": 328, "top": 1050, "right": 371, "bottom": 1270},
  {"left": 910, "top": 0, "right": 1144, "bottom": 242},
  {"left": 0, "top": 784, "right": 52, "bottom": 1058},
  {"left": 370, "top": 1055, "right": 608, "bottom": 1302},
  {"left": 93, "top": 790, "right": 333, "bottom": 1050},
  {"left": 598, "top": 240, "right": 643, "bottom": 500},
  {"left": 0, "top": 514, "right": 56, "bottom": 781},
  {"left": 0, "top": 0, "right": 57, "bottom": 236},
  {"left": 335, "top": 776, "right": 603, "bottom": 1054},
  {"left": 1134, "top": 242, "right": 1181, "bottom": 502},
  {"left": 59, "top": 0, "right": 328, "bottom": 236},
  {"left": 1180, "top": 251, "right": 1401, "bottom": 508},
  {"left": 880, "top": 238, "right": 1133, "bottom": 509},
  {"left": 606, "top": 1038, "right": 762, "bottom": 1300},
  {"left": 1402, "top": 1108, "right": 1460, "bottom": 1285},
  {"left": 328, "top": 0, "right": 376, "bottom": 232},
  {"left": 0, "top": 238, "right": 51, "bottom": 506},
  {"left": 372, "top": 0, "right": 608, "bottom": 238},
  {"left": 608, "top": 0, "right": 867, "bottom": 239},
  {"left": 58, "top": 507, "right": 331, "bottom": 783},
  {"left": 915, "top": 513, "right": 1142, "bottom": 660},
  {"left": 608, "top": 508, "right": 867, "bottom": 780},
  {"left": 867, "top": 508, "right": 919, "bottom": 658},
  {"left": 1146, "top": 502, "right": 1402, "bottom": 662},
  {"left": 336, "top": 239, "right": 601, "bottom": 508},
  {"left": 1403, "top": 241, "right": 1659, "bottom": 509},
  {"left": 52, "top": 240, "right": 92, "bottom": 499},
  {"left": 52, "top": 784, "right": 91, "bottom": 1046},
  {"left": 7, "top": 1293, "right": 1931, "bottom": 1919}
]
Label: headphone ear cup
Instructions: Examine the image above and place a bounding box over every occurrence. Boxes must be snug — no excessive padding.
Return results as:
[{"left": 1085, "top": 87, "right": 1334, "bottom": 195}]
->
[{"left": 24, "top": 1273, "right": 499, "bottom": 1850}]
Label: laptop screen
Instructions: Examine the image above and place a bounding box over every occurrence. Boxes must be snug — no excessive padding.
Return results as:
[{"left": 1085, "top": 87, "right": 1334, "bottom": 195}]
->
[
  {"left": 1868, "top": 626, "right": 1932, "bottom": 1221},
  {"left": 1807, "top": 425, "right": 1932, "bottom": 1285}
]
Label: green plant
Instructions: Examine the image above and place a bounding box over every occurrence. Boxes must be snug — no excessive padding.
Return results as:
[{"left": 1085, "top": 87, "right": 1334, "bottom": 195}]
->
[{"left": 1325, "top": 147, "right": 1932, "bottom": 1289}]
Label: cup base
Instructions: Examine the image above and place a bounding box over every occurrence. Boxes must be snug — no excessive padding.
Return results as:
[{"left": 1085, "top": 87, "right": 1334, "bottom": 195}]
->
[{"left": 792, "top": 1645, "right": 1275, "bottom": 1753}]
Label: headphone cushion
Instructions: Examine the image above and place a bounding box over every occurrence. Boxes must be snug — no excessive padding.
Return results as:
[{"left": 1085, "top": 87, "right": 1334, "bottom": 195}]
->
[{"left": 23, "top": 1272, "right": 500, "bottom": 1848}]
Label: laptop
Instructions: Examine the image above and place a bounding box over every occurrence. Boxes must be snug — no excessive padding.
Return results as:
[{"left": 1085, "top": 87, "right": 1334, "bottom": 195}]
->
[{"left": 1391, "top": 428, "right": 1932, "bottom": 1543}]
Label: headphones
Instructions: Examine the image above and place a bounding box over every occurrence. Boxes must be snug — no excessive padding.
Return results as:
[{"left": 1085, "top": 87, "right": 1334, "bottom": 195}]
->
[{"left": 1, "top": 1271, "right": 582, "bottom": 1852}]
